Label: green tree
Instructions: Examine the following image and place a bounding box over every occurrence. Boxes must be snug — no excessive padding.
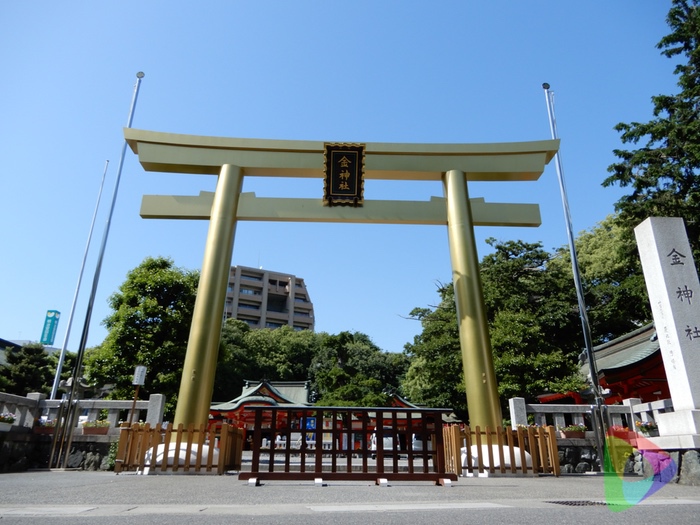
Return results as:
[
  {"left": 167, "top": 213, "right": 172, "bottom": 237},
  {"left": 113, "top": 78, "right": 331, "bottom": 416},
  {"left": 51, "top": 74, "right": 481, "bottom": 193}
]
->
[
  {"left": 213, "top": 319, "right": 253, "bottom": 402},
  {"left": 604, "top": 0, "right": 700, "bottom": 262},
  {"left": 549, "top": 215, "right": 652, "bottom": 343},
  {"left": 214, "top": 321, "right": 320, "bottom": 402},
  {"left": 483, "top": 240, "right": 586, "bottom": 405},
  {"left": 0, "top": 343, "right": 53, "bottom": 396},
  {"left": 403, "top": 239, "right": 587, "bottom": 422},
  {"left": 83, "top": 256, "right": 199, "bottom": 418},
  {"left": 402, "top": 284, "right": 467, "bottom": 418},
  {"left": 47, "top": 349, "right": 78, "bottom": 397},
  {"left": 490, "top": 310, "right": 585, "bottom": 402},
  {"left": 243, "top": 326, "right": 318, "bottom": 382},
  {"left": 309, "top": 332, "right": 408, "bottom": 407}
]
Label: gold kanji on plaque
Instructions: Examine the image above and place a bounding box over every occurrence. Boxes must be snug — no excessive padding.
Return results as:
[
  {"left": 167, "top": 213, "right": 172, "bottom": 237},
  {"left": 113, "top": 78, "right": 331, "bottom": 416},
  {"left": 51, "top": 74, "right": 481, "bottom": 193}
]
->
[{"left": 323, "top": 143, "right": 365, "bottom": 206}]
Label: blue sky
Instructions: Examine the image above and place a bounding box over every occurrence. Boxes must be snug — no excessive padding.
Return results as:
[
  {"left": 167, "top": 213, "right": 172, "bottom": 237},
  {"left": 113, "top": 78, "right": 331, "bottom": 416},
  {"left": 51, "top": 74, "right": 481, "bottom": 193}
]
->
[{"left": 1, "top": 1, "right": 677, "bottom": 356}]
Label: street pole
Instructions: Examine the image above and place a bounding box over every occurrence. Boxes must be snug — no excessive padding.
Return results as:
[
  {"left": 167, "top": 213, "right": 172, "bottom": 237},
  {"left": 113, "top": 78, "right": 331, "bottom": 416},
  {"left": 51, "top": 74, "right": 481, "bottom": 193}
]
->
[
  {"left": 542, "top": 83, "right": 608, "bottom": 469},
  {"left": 50, "top": 160, "right": 109, "bottom": 400},
  {"left": 52, "top": 72, "right": 145, "bottom": 468}
]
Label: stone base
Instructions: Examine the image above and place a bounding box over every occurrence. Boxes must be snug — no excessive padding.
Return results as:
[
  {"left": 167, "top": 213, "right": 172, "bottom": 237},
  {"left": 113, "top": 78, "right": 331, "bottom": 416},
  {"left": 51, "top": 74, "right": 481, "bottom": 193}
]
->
[
  {"left": 657, "top": 410, "right": 700, "bottom": 436},
  {"left": 678, "top": 450, "right": 700, "bottom": 486},
  {"left": 637, "top": 449, "right": 700, "bottom": 486}
]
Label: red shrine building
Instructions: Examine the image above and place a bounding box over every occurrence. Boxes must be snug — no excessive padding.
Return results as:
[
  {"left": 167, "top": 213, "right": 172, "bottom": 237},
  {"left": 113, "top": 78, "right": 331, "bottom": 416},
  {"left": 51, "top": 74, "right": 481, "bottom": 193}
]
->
[{"left": 543, "top": 323, "right": 670, "bottom": 405}]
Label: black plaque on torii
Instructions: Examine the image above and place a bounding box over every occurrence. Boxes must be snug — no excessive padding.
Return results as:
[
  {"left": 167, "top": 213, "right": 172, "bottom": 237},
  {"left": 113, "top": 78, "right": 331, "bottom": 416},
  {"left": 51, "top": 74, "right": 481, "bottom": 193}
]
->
[{"left": 323, "top": 143, "right": 365, "bottom": 206}]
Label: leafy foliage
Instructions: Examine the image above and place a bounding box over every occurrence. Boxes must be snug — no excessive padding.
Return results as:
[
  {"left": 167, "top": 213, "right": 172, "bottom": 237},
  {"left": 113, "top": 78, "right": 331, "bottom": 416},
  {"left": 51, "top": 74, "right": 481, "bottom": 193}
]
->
[
  {"left": 604, "top": 0, "right": 700, "bottom": 262},
  {"left": 549, "top": 215, "right": 652, "bottom": 342},
  {"left": 403, "top": 239, "right": 591, "bottom": 422},
  {"left": 402, "top": 284, "right": 467, "bottom": 418},
  {"left": 83, "top": 257, "right": 199, "bottom": 417},
  {"left": 0, "top": 343, "right": 53, "bottom": 396},
  {"left": 81, "top": 256, "right": 403, "bottom": 414},
  {"left": 214, "top": 322, "right": 320, "bottom": 401},
  {"left": 80, "top": 211, "right": 652, "bottom": 424},
  {"left": 309, "top": 332, "right": 409, "bottom": 407},
  {"left": 47, "top": 349, "right": 77, "bottom": 396}
]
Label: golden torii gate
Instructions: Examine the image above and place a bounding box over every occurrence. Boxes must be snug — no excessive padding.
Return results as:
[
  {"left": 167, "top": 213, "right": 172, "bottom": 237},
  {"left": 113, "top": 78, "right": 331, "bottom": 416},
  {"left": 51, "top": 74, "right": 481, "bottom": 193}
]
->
[{"left": 125, "top": 129, "right": 558, "bottom": 429}]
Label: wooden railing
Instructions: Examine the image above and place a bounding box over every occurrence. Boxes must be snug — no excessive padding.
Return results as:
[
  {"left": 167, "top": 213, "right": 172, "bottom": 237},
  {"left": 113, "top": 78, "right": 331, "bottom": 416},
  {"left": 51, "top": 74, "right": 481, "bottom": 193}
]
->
[
  {"left": 239, "top": 406, "right": 458, "bottom": 485},
  {"left": 443, "top": 425, "right": 560, "bottom": 477},
  {"left": 114, "top": 422, "right": 243, "bottom": 475}
]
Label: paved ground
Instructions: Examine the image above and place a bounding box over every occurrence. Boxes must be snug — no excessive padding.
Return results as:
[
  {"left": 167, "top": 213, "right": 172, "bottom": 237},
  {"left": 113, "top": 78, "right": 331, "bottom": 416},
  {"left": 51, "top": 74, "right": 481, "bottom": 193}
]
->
[{"left": 0, "top": 468, "right": 699, "bottom": 524}]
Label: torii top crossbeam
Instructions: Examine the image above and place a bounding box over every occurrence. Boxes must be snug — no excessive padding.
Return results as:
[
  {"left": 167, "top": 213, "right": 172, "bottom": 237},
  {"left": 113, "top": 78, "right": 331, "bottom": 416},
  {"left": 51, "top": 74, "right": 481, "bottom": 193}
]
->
[{"left": 126, "top": 129, "right": 558, "bottom": 227}]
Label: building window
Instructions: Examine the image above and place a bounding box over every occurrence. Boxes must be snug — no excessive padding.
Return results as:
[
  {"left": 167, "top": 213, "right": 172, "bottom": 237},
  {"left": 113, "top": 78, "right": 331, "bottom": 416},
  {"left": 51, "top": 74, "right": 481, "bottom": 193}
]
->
[
  {"left": 266, "top": 322, "right": 284, "bottom": 329},
  {"left": 242, "top": 274, "right": 262, "bottom": 281},
  {"left": 240, "top": 288, "right": 260, "bottom": 296},
  {"left": 239, "top": 303, "right": 259, "bottom": 310}
]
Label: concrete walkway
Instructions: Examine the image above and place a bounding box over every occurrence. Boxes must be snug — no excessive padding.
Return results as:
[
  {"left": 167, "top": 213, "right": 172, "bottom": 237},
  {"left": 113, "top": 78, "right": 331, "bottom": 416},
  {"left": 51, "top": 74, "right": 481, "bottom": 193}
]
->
[{"left": 0, "top": 469, "right": 699, "bottom": 524}]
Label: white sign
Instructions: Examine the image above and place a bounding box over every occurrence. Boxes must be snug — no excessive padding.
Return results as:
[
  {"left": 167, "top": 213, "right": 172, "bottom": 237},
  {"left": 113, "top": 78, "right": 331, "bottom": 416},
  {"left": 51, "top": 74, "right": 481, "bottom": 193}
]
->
[{"left": 132, "top": 365, "right": 147, "bottom": 386}]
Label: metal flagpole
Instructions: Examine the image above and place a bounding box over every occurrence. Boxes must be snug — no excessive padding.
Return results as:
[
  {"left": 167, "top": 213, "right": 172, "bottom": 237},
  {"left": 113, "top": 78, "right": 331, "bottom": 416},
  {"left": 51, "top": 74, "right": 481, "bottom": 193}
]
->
[
  {"left": 542, "top": 83, "right": 608, "bottom": 469},
  {"left": 52, "top": 72, "right": 145, "bottom": 468},
  {"left": 50, "top": 160, "right": 109, "bottom": 400}
]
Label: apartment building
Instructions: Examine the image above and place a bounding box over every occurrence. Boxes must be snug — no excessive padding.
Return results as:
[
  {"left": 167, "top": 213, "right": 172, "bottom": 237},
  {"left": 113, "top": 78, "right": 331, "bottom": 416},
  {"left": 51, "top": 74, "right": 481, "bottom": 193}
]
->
[{"left": 223, "top": 266, "right": 314, "bottom": 331}]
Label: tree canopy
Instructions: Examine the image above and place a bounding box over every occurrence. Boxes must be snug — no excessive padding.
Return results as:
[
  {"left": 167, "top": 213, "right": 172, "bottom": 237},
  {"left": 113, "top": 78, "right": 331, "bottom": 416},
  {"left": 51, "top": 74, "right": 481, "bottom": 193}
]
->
[
  {"left": 401, "top": 283, "right": 467, "bottom": 418},
  {"left": 0, "top": 343, "right": 54, "bottom": 396},
  {"left": 81, "top": 257, "right": 403, "bottom": 417},
  {"left": 83, "top": 256, "right": 199, "bottom": 417},
  {"left": 604, "top": 0, "right": 700, "bottom": 262},
  {"left": 403, "top": 238, "right": 609, "bottom": 422},
  {"left": 549, "top": 215, "right": 652, "bottom": 343},
  {"left": 214, "top": 321, "right": 320, "bottom": 402},
  {"left": 308, "top": 331, "right": 409, "bottom": 407}
]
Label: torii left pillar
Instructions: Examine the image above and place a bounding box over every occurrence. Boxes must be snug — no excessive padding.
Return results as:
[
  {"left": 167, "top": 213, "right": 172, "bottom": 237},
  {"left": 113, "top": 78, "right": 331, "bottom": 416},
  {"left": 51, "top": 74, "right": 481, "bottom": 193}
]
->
[
  {"left": 174, "top": 164, "right": 242, "bottom": 426},
  {"left": 444, "top": 170, "right": 502, "bottom": 428}
]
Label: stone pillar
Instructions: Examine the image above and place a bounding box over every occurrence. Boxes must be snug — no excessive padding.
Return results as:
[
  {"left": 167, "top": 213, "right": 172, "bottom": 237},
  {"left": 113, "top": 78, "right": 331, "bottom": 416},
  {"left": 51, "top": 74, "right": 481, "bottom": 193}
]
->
[
  {"left": 443, "top": 169, "right": 502, "bottom": 429},
  {"left": 508, "top": 398, "right": 528, "bottom": 429},
  {"left": 25, "top": 392, "right": 46, "bottom": 427},
  {"left": 635, "top": 217, "right": 700, "bottom": 438},
  {"left": 174, "top": 164, "right": 243, "bottom": 426},
  {"left": 146, "top": 394, "right": 166, "bottom": 427}
]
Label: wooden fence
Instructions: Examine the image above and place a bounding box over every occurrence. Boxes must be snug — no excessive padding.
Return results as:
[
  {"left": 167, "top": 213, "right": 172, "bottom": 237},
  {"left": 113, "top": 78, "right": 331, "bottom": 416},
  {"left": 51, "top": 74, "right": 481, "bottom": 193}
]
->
[
  {"left": 239, "top": 406, "right": 458, "bottom": 485},
  {"left": 443, "top": 425, "right": 560, "bottom": 477},
  {"left": 114, "top": 422, "right": 243, "bottom": 475}
]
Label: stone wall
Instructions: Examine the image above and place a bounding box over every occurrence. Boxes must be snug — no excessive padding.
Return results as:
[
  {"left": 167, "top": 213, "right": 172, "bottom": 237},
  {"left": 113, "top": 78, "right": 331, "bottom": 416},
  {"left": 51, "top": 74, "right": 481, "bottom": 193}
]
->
[
  {"left": 0, "top": 430, "right": 116, "bottom": 472},
  {"left": 558, "top": 444, "right": 700, "bottom": 485}
]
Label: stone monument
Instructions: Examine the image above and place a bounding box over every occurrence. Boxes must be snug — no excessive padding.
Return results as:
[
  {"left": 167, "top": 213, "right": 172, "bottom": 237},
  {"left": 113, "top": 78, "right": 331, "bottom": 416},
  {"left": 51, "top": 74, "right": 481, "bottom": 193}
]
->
[{"left": 635, "top": 217, "right": 700, "bottom": 448}]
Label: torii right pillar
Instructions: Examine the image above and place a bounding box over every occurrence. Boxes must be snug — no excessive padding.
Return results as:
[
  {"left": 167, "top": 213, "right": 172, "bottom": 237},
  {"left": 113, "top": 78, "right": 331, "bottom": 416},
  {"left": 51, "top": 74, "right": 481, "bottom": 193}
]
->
[{"left": 444, "top": 170, "right": 502, "bottom": 429}]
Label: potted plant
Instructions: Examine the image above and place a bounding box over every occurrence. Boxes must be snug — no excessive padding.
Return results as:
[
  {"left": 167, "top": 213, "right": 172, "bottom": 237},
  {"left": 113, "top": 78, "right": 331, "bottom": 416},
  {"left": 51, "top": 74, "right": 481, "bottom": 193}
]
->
[
  {"left": 558, "top": 424, "right": 586, "bottom": 439},
  {"left": 635, "top": 420, "right": 659, "bottom": 437},
  {"left": 82, "top": 419, "right": 110, "bottom": 435},
  {"left": 33, "top": 418, "right": 56, "bottom": 435},
  {"left": 607, "top": 425, "right": 632, "bottom": 439},
  {"left": 0, "top": 412, "right": 16, "bottom": 432}
]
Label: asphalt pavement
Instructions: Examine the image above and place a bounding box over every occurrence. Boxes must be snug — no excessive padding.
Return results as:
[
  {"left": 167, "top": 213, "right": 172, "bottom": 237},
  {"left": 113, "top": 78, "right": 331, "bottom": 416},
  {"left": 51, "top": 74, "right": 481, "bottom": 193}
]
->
[{"left": 0, "top": 468, "right": 698, "bottom": 525}]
